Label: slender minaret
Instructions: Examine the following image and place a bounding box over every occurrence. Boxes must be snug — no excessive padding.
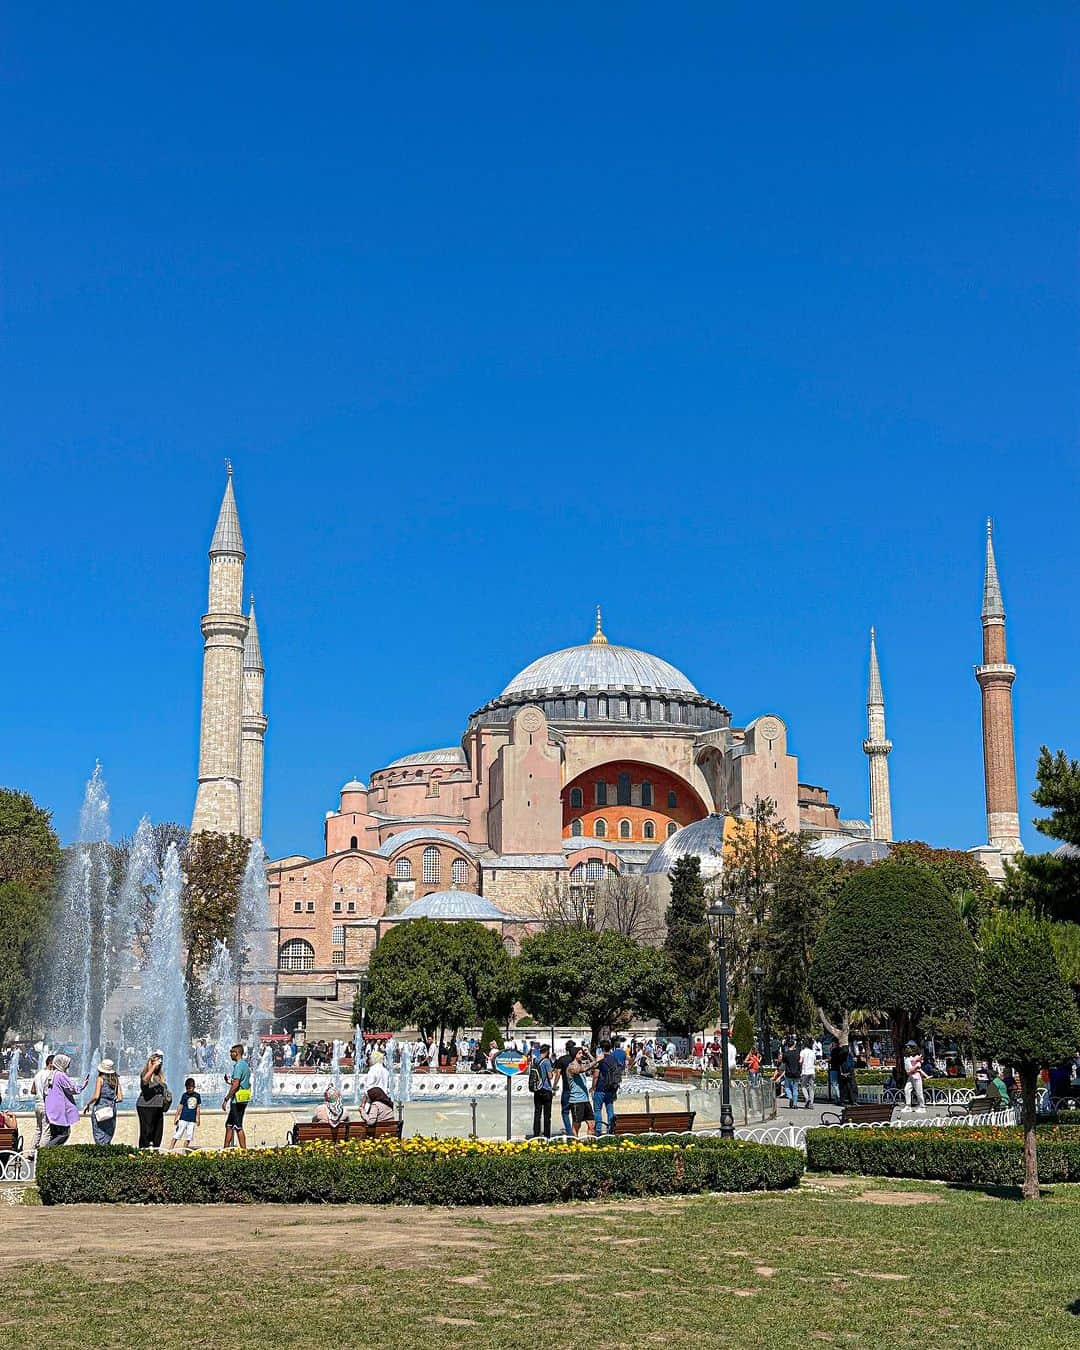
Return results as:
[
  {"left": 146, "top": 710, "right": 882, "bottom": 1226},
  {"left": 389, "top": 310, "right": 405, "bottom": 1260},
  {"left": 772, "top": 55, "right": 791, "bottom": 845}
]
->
[
  {"left": 863, "top": 626, "right": 894, "bottom": 841},
  {"left": 240, "top": 595, "right": 267, "bottom": 841},
  {"left": 976, "top": 518, "right": 1022, "bottom": 857},
  {"left": 191, "top": 464, "right": 248, "bottom": 836}
]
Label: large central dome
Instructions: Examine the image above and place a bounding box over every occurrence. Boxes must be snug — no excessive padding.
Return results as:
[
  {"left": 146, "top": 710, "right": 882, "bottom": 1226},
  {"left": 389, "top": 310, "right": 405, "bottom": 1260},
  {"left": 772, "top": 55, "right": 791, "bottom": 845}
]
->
[{"left": 501, "top": 612, "right": 698, "bottom": 697}]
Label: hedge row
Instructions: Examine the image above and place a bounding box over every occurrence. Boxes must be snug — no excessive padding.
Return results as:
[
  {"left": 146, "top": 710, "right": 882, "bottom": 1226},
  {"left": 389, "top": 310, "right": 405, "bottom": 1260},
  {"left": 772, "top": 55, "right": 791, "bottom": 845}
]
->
[
  {"left": 37, "top": 1136, "right": 804, "bottom": 1206},
  {"left": 806, "top": 1125, "right": 1080, "bottom": 1185}
]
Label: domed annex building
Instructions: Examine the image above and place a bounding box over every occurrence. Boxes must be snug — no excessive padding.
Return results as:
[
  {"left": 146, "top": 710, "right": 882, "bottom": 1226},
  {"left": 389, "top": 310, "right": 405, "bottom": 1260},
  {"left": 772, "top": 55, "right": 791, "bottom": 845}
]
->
[{"left": 190, "top": 472, "right": 1024, "bottom": 1035}]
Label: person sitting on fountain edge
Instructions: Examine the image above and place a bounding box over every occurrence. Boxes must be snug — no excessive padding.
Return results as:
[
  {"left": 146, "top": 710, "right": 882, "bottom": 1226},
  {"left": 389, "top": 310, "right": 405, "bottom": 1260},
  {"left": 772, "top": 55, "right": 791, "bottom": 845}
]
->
[{"left": 222, "top": 1044, "right": 251, "bottom": 1149}]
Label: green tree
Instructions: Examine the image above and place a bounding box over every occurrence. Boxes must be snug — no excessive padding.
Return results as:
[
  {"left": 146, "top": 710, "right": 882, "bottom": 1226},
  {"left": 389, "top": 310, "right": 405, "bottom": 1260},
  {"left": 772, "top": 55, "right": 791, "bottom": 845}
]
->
[
  {"left": 0, "top": 789, "right": 61, "bottom": 1040},
  {"left": 181, "top": 831, "right": 249, "bottom": 985},
  {"left": 479, "top": 1017, "right": 505, "bottom": 1053},
  {"left": 810, "top": 862, "right": 978, "bottom": 1083},
  {"left": 974, "top": 910, "right": 1080, "bottom": 1200},
  {"left": 661, "top": 855, "right": 718, "bottom": 1038},
  {"left": 518, "top": 926, "right": 653, "bottom": 1046},
  {"left": 363, "top": 919, "right": 514, "bottom": 1045},
  {"left": 731, "top": 1006, "right": 755, "bottom": 1056},
  {"left": 721, "top": 797, "right": 792, "bottom": 991},
  {"left": 1002, "top": 747, "right": 1080, "bottom": 923}
]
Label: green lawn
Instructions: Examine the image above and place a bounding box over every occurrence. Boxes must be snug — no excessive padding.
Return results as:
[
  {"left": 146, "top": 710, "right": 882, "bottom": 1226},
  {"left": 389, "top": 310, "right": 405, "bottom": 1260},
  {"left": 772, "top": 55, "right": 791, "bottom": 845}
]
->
[{"left": 4, "top": 1177, "right": 1080, "bottom": 1348}]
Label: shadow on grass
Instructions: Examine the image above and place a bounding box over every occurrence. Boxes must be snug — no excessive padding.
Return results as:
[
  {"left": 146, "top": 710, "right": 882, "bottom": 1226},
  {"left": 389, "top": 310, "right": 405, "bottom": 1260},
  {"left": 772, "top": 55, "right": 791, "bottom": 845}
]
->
[{"left": 943, "top": 1182, "right": 1060, "bottom": 1203}]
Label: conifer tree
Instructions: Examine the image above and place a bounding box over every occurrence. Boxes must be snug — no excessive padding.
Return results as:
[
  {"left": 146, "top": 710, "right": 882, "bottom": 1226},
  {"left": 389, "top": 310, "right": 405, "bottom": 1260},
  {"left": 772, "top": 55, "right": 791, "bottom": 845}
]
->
[{"left": 661, "top": 855, "right": 718, "bottom": 1039}]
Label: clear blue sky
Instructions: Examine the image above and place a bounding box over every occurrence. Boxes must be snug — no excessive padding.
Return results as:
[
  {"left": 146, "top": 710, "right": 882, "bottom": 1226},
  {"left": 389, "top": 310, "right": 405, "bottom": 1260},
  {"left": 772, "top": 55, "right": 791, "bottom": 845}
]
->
[{"left": 2, "top": 6, "right": 1077, "bottom": 854}]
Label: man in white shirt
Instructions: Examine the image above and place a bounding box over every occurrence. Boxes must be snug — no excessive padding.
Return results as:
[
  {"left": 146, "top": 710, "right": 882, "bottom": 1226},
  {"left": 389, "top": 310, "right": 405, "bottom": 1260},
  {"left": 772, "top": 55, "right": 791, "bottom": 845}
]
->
[
  {"left": 29, "top": 1054, "right": 54, "bottom": 1152},
  {"left": 364, "top": 1051, "right": 390, "bottom": 1096},
  {"left": 902, "top": 1041, "right": 926, "bottom": 1112},
  {"left": 798, "top": 1041, "right": 817, "bottom": 1109}
]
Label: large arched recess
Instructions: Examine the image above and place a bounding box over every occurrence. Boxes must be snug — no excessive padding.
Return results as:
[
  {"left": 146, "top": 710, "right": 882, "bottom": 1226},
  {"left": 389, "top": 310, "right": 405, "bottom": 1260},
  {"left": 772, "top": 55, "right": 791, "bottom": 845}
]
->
[{"left": 562, "top": 759, "right": 708, "bottom": 844}]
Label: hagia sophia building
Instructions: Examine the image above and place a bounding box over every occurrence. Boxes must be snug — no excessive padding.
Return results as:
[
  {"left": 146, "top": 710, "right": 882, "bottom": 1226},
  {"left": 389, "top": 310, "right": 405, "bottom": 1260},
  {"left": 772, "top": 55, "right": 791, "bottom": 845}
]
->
[{"left": 191, "top": 469, "right": 1024, "bottom": 1036}]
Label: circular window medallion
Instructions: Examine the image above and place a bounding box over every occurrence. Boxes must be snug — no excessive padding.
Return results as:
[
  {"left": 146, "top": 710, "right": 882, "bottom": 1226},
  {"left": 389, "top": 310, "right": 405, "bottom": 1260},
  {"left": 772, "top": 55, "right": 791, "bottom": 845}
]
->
[
  {"left": 757, "top": 716, "right": 782, "bottom": 744},
  {"left": 518, "top": 707, "right": 544, "bottom": 734}
]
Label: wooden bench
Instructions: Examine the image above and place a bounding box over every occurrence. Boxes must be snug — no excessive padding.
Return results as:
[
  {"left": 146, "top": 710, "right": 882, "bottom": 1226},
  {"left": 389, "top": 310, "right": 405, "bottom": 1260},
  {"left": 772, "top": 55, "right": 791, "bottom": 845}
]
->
[
  {"left": 0, "top": 1125, "right": 22, "bottom": 1156},
  {"left": 610, "top": 1110, "right": 696, "bottom": 1135},
  {"left": 287, "top": 1118, "right": 404, "bottom": 1146},
  {"left": 819, "top": 1103, "right": 895, "bottom": 1127}
]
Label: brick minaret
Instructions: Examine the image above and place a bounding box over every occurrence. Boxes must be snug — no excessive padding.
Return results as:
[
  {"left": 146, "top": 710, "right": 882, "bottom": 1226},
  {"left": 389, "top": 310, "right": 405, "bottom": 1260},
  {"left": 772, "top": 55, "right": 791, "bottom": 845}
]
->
[
  {"left": 191, "top": 465, "right": 248, "bottom": 836},
  {"left": 975, "top": 518, "right": 1022, "bottom": 857},
  {"left": 863, "top": 626, "right": 893, "bottom": 841},
  {"left": 240, "top": 595, "right": 267, "bottom": 841}
]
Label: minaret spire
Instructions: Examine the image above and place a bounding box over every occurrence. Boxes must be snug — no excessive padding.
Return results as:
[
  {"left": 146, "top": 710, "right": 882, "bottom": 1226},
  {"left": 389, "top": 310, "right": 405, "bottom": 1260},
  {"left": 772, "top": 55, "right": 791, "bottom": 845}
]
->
[
  {"left": 590, "top": 604, "right": 608, "bottom": 645},
  {"left": 863, "top": 625, "right": 893, "bottom": 842},
  {"left": 192, "top": 466, "right": 248, "bottom": 836},
  {"left": 976, "top": 517, "right": 1021, "bottom": 861},
  {"left": 240, "top": 594, "right": 267, "bottom": 841}
]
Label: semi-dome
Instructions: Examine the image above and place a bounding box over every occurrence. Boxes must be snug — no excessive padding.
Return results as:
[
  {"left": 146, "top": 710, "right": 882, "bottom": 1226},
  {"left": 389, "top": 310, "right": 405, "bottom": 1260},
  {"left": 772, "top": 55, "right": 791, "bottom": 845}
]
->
[
  {"left": 643, "top": 814, "right": 730, "bottom": 880},
  {"left": 383, "top": 747, "right": 466, "bottom": 769},
  {"left": 398, "top": 890, "right": 511, "bottom": 920},
  {"left": 502, "top": 611, "right": 697, "bottom": 697}
]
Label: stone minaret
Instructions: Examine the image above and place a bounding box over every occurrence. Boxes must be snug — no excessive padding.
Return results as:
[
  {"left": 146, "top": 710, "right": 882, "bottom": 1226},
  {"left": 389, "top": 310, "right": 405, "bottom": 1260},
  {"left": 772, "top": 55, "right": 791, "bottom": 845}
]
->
[
  {"left": 976, "top": 518, "right": 1022, "bottom": 857},
  {"left": 191, "top": 465, "right": 248, "bottom": 836},
  {"left": 863, "top": 626, "right": 894, "bottom": 842},
  {"left": 240, "top": 595, "right": 267, "bottom": 841}
]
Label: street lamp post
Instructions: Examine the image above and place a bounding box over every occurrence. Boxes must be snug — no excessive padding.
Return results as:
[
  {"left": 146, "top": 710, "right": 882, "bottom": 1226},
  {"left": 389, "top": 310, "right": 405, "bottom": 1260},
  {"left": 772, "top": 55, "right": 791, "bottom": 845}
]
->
[
  {"left": 707, "top": 900, "right": 736, "bottom": 1139},
  {"left": 357, "top": 971, "right": 370, "bottom": 1048}
]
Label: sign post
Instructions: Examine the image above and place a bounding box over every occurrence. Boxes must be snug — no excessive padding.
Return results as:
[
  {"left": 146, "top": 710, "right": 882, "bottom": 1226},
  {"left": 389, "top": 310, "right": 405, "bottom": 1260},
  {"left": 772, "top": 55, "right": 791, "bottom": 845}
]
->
[{"left": 493, "top": 1049, "right": 529, "bottom": 1140}]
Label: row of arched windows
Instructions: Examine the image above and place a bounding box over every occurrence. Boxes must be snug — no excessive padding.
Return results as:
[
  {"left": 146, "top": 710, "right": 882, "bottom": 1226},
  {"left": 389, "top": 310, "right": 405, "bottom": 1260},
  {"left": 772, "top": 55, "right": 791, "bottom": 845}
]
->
[
  {"left": 567, "top": 783, "right": 678, "bottom": 809},
  {"left": 393, "top": 850, "right": 471, "bottom": 886},
  {"left": 569, "top": 818, "right": 678, "bottom": 841},
  {"left": 573, "top": 697, "right": 685, "bottom": 722}
]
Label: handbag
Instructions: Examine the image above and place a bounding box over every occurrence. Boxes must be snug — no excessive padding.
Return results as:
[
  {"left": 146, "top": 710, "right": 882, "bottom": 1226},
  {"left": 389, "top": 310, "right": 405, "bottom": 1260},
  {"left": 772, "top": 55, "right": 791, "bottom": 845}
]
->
[
  {"left": 93, "top": 1103, "right": 115, "bottom": 1122},
  {"left": 162, "top": 1088, "right": 173, "bottom": 1111},
  {"left": 236, "top": 1088, "right": 252, "bottom": 1103}
]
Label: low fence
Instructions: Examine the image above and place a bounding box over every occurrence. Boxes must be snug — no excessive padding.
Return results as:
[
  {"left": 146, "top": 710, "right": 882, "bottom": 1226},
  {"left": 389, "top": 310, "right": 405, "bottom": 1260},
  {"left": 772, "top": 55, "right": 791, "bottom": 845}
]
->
[{"left": 736, "top": 1104, "right": 1019, "bottom": 1152}]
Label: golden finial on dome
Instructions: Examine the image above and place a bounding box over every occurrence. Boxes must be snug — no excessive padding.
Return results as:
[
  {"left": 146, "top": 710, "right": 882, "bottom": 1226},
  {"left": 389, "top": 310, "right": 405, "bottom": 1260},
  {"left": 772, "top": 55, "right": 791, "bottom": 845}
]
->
[{"left": 590, "top": 604, "right": 608, "bottom": 645}]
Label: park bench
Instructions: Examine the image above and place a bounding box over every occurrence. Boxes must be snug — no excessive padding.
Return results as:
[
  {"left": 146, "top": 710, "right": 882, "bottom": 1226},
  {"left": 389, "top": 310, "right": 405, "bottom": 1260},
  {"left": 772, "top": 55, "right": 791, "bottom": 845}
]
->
[
  {"left": 819, "top": 1103, "right": 894, "bottom": 1127},
  {"left": 287, "top": 1118, "right": 404, "bottom": 1146},
  {"left": 0, "top": 1124, "right": 22, "bottom": 1156},
  {"left": 611, "top": 1109, "right": 696, "bottom": 1135}
]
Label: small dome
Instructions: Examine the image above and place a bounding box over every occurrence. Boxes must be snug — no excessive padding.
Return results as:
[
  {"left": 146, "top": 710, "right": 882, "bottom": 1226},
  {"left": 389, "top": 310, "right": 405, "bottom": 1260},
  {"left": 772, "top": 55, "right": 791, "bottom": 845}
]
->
[
  {"left": 377, "top": 829, "right": 477, "bottom": 857},
  {"left": 643, "top": 814, "right": 730, "bottom": 879},
  {"left": 341, "top": 779, "right": 367, "bottom": 792},
  {"left": 807, "top": 837, "right": 892, "bottom": 864},
  {"left": 399, "top": 891, "right": 511, "bottom": 920},
  {"left": 383, "top": 747, "right": 466, "bottom": 769}
]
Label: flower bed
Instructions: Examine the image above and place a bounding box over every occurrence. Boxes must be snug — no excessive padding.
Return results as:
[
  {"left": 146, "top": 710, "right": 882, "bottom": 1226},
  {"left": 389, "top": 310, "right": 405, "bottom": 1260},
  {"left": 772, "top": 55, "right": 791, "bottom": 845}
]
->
[
  {"left": 36, "top": 1135, "right": 804, "bottom": 1206},
  {"left": 806, "top": 1125, "right": 1080, "bottom": 1185}
]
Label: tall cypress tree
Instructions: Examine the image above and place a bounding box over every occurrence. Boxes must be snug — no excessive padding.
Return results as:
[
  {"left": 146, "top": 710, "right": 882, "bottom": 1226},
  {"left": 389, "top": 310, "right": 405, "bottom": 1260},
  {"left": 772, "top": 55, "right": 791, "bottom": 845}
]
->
[{"left": 662, "top": 855, "right": 719, "bottom": 1038}]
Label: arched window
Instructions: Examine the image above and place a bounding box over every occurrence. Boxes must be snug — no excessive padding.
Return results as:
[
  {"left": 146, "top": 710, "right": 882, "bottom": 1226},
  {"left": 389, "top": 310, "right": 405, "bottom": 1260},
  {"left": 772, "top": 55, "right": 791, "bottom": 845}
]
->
[
  {"left": 667, "top": 790, "right": 678, "bottom": 809},
  {"left": 331, "top": 926, "right": 345, "bottom": 966},
  {"left": 571, "top": 818, "right": 583, "bottom": 837},
  {"left": 349, "top": 835, "right": 358, "bottom": 850},
  {"left": 394, "top": 856, "right": 413, "bottom": 880},
  {"left": 571, "top": 859, "right": 607, "bottom": 884},
  {"left": 569, "top": 786, "right": 583, "bottom": 809},
  {"left": 656, "top": 702, "right": 666, "bottom": 720},
  {"left": 643, "top": 819, "right": 655, "bottom": 840},
  {"left": 639, "top": 700, "right": 649, "bottom": 719},
  {"left": 617, "top": 772, "right": 631, "bottom": 806},
  {"left": 619, "top": 698, "right": 630, "bottom": 718},
  {"left": 278, "top": 939, "right": 314, "bottom": 972},
  {"left": 451, "top": 857, "right": 470, "bottom": 886},
  {"left": 594, "top": 818, "right": 607, "bottom": 839},
  {"left": 503, "top": 935, "right": 519, "bottom": 956},
  {"left": 641, "top": 781, "right": 653, "bottom": 807},
  {"left": 667, "top": 821, "right": 678, "bottom": 838},
  {"left": 422, "top": 847, "right": 441, "bottom": 885},
  {"left": 595, "top": 781, "right": 608, "bottom": 806},
  {"left": 619, "top": 819, "right": 632, "bottom": 840},
  {"left": 597, "top": 695, "right": 608, "bottom": 718},
  {"left": 577, "top": 697, "right": 587, "bottom": 718}
]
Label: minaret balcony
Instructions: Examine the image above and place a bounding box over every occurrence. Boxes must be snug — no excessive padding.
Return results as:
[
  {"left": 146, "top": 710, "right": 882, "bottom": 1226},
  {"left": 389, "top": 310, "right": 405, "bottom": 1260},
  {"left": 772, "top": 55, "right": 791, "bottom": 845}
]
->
[
  {"left": 862, "top": 738, "right": 892, "bottom": 756},
  {"left": 975, "top": 662, "right": 1016, "bottom": 685}
]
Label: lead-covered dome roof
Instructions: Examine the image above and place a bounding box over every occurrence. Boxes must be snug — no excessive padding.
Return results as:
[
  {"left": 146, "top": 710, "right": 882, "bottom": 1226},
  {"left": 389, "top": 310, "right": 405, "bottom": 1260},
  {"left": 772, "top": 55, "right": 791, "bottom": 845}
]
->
[
  {"left": 644, "top": 814, "right": 730, "bottom": 879},
  {"left": 399, "top": 891, "right": 511, "bottom": 920}
]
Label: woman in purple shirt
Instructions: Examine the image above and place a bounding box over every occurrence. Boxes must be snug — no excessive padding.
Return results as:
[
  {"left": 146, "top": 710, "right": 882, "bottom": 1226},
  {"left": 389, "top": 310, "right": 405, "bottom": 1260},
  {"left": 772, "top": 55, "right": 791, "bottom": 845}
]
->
[{"left": 42, "top": 1054, "right": 84, "bottom": 1147}]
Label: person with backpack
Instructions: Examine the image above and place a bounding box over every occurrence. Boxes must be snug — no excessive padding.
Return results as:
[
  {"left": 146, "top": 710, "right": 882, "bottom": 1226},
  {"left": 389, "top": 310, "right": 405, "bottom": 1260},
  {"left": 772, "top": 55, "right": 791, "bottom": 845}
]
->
[
  {"left": 591, "top": 1038, "right": 625, "bottom": 1136},
  {"left": 528, "top": 1043, "right": 554, "bottom": 1138},
  {"left": 552, "top": 1040, "right": 577, "bottom": 1135}
]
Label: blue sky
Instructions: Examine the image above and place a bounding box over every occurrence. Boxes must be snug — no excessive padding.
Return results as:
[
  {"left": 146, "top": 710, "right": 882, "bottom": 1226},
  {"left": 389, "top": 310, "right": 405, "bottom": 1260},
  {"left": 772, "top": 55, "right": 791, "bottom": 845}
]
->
[{"left": 2, "top": 6, "right": 1077, "bottom": 853}]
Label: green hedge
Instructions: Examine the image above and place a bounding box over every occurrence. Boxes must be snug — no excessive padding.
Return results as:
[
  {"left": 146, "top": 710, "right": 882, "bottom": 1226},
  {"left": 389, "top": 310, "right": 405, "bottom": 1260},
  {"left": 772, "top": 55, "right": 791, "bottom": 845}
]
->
[
  {"left": 806, "top": 1125, "right": 1080, "bottom": 1185},
  {"left": 36, "top": 1137, "right": 804, "bottom": 1206}
]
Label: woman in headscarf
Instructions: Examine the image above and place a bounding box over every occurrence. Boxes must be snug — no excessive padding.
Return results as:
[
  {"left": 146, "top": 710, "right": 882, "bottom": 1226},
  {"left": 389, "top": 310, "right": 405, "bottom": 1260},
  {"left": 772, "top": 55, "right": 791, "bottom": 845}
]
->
[
  {"left": 359, "top": 1084, "right": 395, "bottom": 1127},
  {"left": 312, "top": 1086, "right": 346, "bottom": 1127},
  {"left": 41, "top": 1054, "right": 83, "bottom": 1148},
  {"left": 137, "top": 1052, "right": 169, "bottom": 1149},
  {"left": 83, "top": 1058, "right": 123, "bottom": 1144}
]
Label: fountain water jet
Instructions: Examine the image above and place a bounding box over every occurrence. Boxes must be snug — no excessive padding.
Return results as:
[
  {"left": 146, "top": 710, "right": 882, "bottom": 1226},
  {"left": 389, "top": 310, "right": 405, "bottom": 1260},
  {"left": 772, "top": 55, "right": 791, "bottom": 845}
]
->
[
  {"left": 147, "top": 844, "right": 192, "bottom": 1083},
  {"left": 3, "top": 1049, "right": 20, "bottom": 1109}
]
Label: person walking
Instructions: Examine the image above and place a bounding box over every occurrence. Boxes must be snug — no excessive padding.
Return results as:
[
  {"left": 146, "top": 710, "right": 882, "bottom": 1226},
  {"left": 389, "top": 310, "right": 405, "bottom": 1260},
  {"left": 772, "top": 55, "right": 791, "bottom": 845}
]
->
[
  {"left": 565, "top": 1045, "right": 596, "bottom": 1137},
  {"left": 137, "top": 1052, "right": 170, "bottom": 1148},
  {"left": 779, "top": 1039, "right": 802, "bottom": 1110},
  {"left": 838, "top": 1045, "right": 858, "bottom": 1105},
  {"left": 799, "top": 1040, "right": 817, "bottom": 1109},
  {"left": 746, "top": 1045, "right": 762, "bottom": 1091},
  {"left": 529, "top": 1043, "right": 554, "bottom": 1138},
  {"left": 553, "top": 1039, "right": 577, "bottom": 1136},
  {"left": 29, "top": 1053, "right": 55, "bottom": 1153},
  {"left": 169, "top": 1078, "right": 202, "bottom": 1151},
  {"left": 902, "top": 1041, "right": 926, "bottom": 1112},
  {"left": 222, "top": 1043, "right": 251, "bottom": 1149},
  {"left": 84, "top": 1058, "right": 122, "bottom": 1144},
  {"left": 592, "top": 1038, "right": 625, "bottom": 1136},
  {"left": 41, "top": 1054, "right": 83, "bottom": 1148}
]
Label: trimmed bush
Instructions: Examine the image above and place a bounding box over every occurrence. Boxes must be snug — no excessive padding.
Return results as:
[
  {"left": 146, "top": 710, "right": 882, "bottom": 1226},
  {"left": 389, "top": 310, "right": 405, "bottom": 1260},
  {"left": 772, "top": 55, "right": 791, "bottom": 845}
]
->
[
  {"left": 806, "top": 1125, "right": 1080, "bottom": 1185},
  {"left": 37, "top": 1136, "right": 803, "bottom": 1206}
]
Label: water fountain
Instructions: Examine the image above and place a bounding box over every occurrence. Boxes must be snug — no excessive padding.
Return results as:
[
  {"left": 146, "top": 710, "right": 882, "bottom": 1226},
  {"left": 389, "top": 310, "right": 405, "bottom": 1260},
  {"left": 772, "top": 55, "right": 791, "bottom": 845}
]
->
[
  {"left": 3, "top": 1048, "right": 21, "bottom": 1109},
  {"left": 253, "top": 1043, "right": 274, "bottom": 1106},
  {"left": 147, "top": 844, "right": 192, "bottom": 1082},
  {"left": 398, "top": 1042, "right": 413, "bottom": 1104},
  {"left": 330, "top": 1040, "right": 343, "bottom": 1098},
  {"left": 207, "top": 938, "right": 237, "bottom": 1072},
  {"left": 110, "top": 815, "right": 157, "bottom": 1064}
]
